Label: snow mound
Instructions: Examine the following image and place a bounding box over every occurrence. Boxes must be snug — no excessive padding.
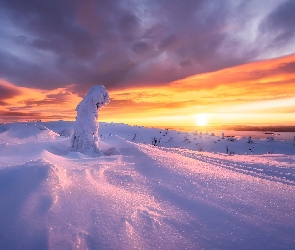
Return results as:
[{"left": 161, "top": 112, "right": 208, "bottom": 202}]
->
[
  {"left": 0, "top": 159, "right": 71, "bottom": 249},
  {"left": 0, "top": 121, "right": 295, "bottom": 249},
  {"left": 57, "top": 128, "right": 74, "bottom": 137},
  {"left": 45, "top": 138, "right": 119, "bottom": 157},
  {"left": 0, "top": 123, "right": 59, "bottom": 142}
]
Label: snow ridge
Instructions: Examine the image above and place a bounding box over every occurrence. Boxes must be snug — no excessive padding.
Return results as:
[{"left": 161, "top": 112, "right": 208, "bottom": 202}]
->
[{"left": 0, "top": 122, "right": 294, "bottom": 249}]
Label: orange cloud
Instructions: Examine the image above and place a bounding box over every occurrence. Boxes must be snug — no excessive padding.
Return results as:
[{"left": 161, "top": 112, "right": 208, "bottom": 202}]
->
[
  {"left": 1, "top": 53, "right": 295, "bottom": 126},
  {"left": 0, "top": 80, "right": 81, "bottom": 122},
  {"left": 105, "top": 54, "right": 295, "bottom": 126}
]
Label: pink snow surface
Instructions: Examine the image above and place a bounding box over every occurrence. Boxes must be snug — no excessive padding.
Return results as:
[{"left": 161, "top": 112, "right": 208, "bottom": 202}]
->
[{"left": 0, "top": 122, "right": 294, "bottom": 249}]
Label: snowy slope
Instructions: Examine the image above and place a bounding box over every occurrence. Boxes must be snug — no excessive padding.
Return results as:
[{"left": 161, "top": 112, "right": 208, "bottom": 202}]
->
[{"left": 0, "top": 122, "right": 294, "bottom": 249}]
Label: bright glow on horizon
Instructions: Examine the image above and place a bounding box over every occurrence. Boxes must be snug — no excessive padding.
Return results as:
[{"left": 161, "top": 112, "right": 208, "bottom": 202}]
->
[
  {"left": 195, "top": 114, "right": 208, "bottom": 126},
  {"left": 1, "top": 54, "right": 295, "bottom": 126}
]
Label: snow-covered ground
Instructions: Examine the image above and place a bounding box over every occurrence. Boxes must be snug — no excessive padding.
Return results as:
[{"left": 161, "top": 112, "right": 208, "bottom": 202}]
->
[{"left": 0, "top": 121, "right": 294, "bottom": 249}]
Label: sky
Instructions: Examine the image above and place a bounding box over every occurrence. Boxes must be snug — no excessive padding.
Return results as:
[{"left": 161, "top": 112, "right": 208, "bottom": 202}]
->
[{"left": 0, "top": 0, "right": 295, "bottom": 127}]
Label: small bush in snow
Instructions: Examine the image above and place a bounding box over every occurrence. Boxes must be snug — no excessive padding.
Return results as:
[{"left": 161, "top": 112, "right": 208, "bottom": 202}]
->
[{"left": 247, "top": 136, "right": 253, "bottom": 143}]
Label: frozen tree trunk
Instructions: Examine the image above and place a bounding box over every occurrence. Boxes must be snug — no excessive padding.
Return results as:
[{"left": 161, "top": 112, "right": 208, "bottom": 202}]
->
[{"left": 71, "top": 85, "right": 109, "bottom": 154}]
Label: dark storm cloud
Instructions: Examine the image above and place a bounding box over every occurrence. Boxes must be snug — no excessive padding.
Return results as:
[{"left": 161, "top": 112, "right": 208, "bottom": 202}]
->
[
  {"left": 0, "top": 0, "right": 291, "bottom": 94},
  {"left": 0, "top": 50, "right": 69, "bottom": 89},
  {"left": 0, "top": 84, "right": 21, "bottom": 100},
  {"left": 0, "top": 81, "right": 22, "bottom": 106},
  {"left": 1, "top": 0, "right": 97, "bottom": 59},
  {"left": 259, "top": 0, "right": 295, "bottom": 46}
]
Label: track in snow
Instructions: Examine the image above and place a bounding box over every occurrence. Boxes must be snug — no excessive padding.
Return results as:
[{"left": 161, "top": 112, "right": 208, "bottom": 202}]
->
[{"left": 160, "top": 147, "right": 295, "bottom": 186}]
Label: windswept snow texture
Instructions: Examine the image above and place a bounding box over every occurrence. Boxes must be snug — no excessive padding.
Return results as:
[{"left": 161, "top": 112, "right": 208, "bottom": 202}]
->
[
  {"left": 0, "top": 122, "right": 295, "bottom": 249},
  {"left": 71, "top": 85, "right": 109, "bottom": 155}
]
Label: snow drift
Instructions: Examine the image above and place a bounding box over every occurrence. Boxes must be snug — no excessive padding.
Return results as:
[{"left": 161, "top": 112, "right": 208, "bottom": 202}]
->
[{"left": 0, "top": 121, "right": 294, "bottom": 249}]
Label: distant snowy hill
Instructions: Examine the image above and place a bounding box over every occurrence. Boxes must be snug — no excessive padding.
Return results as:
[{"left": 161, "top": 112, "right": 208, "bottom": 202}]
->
[{"left": 0, "top": 121, "right": 294, "bottom": 249}]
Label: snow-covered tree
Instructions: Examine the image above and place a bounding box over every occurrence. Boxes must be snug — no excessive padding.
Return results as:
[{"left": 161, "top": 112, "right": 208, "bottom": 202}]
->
[{"left": 71, "top": 85, "right": 109, "bottom": 154}]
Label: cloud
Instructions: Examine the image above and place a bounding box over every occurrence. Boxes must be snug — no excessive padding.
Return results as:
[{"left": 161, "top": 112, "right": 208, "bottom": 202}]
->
[
  {"left": 1, "top": 0, "right": 288, "bottom": 94},
  {"left": 0, "top": 80, "right": 81, "bottom": 122},
  {"left": 259, "top": 0, "right": 295, "bottom": 46},
  {"left": 105, "top": 53, "right": 295, "bottom": 122},
  {"left": 132, "top": 40, "right": 154, "bottom": 54},
  {"left": 0, "top": 110, "right": 40, "bottom": 117},
  {"left": 0, "top": 0, "right": 294, "bottom": 125},
  {"left": 0, "top": 49, "right": 70, "bottom": 89},
  {"left": 1, "top": 53, "right": 294, "bottom": 125},
  {"left": 0, "top": 82, "right": 21, "bottom": 101}
]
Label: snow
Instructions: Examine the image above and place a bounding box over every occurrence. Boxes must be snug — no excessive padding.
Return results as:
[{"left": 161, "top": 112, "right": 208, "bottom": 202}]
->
[
  {"left": 71, "top": 85, "right": 109, "bottom": 155},
  {"left": 0, "top": 121, "right": 295, "bottom": 249}
]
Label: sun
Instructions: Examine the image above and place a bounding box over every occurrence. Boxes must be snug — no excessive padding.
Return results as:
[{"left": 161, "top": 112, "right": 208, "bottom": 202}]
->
[{"left": 195, "top": 114, "right": 208, "bottom": 126}]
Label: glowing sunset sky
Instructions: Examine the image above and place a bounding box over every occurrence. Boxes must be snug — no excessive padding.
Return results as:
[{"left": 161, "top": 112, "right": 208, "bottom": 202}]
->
[{"left": 0, "top": 0, "right": 294, "bottom": 126}]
